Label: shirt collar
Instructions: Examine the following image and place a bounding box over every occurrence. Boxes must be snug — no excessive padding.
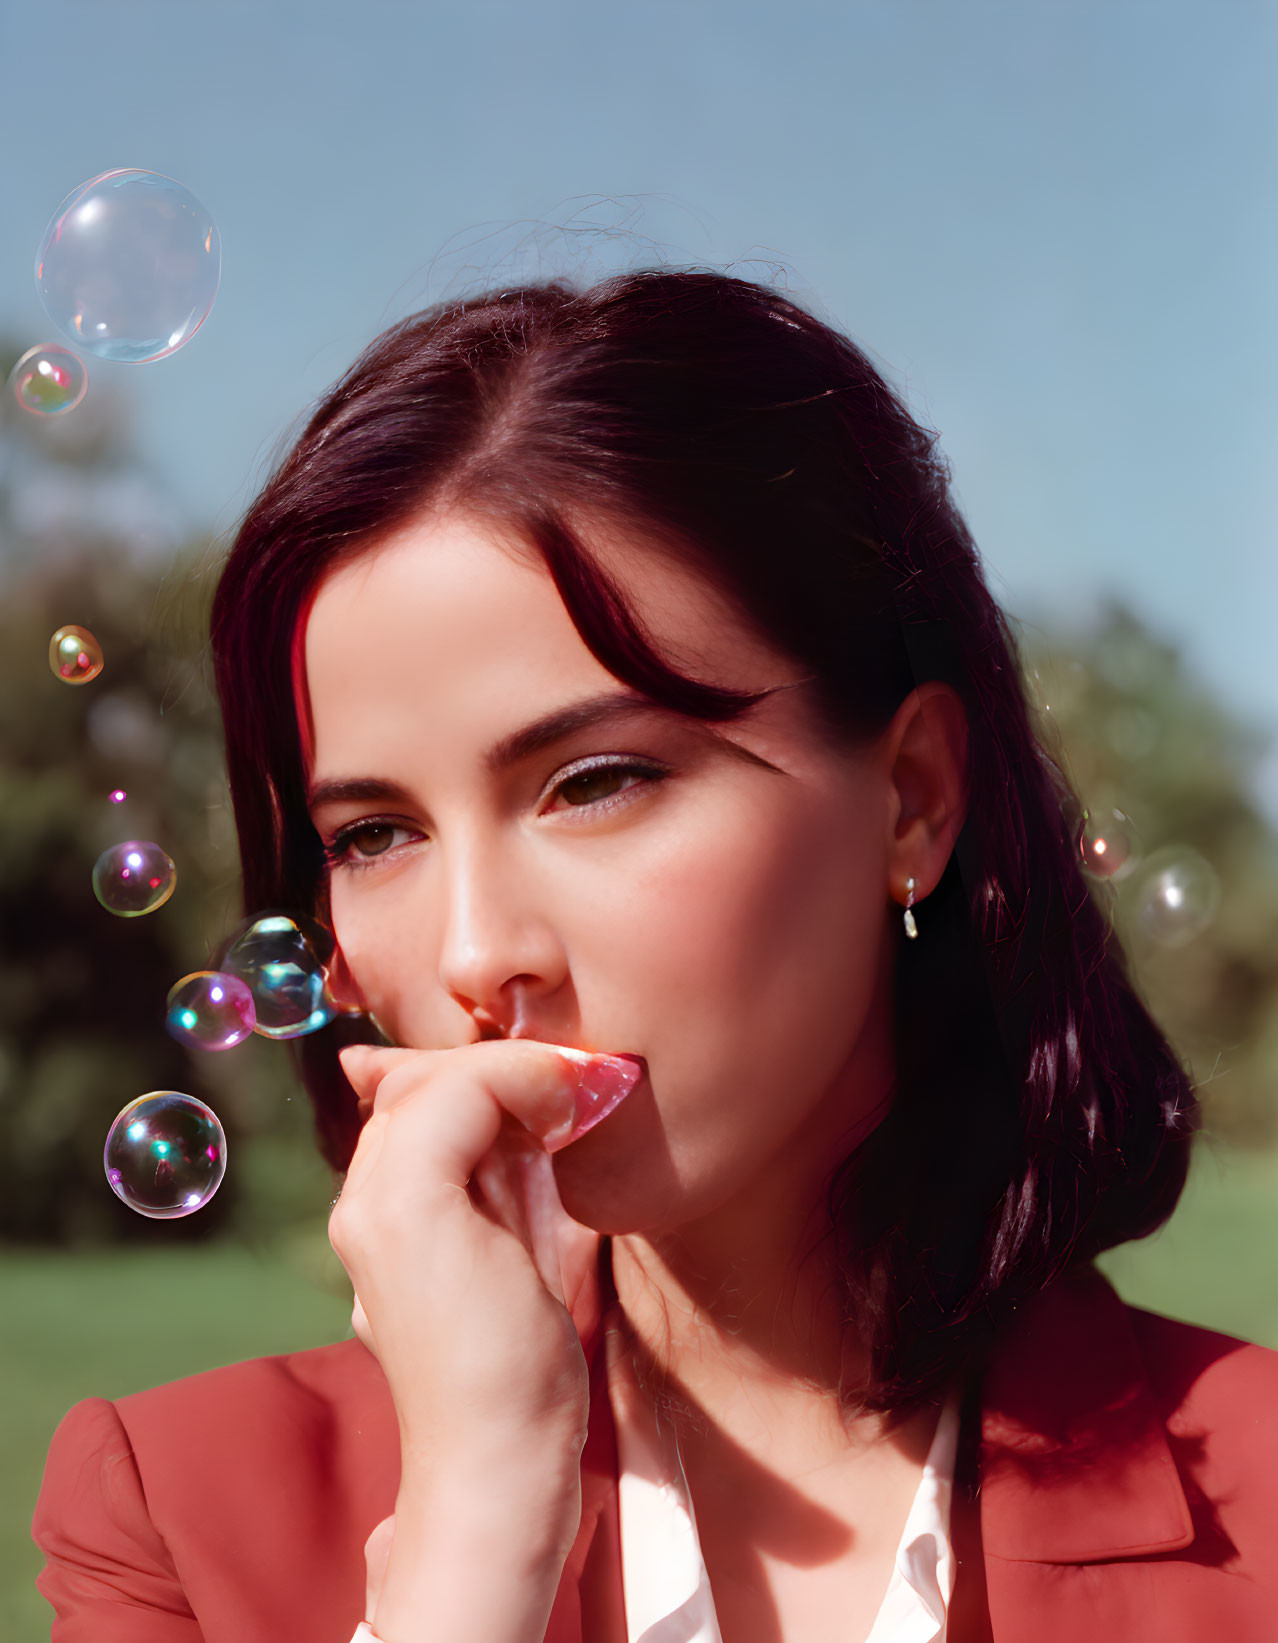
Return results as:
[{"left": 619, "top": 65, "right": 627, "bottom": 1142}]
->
[{"left": 862, "top": 1390, "right": 960, "bottom": 1643}]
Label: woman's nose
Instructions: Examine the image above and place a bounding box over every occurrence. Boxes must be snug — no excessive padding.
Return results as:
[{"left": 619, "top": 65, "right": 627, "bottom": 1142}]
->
[{"left": 433, "top": 838, "right": 563, "bottom": 1027}]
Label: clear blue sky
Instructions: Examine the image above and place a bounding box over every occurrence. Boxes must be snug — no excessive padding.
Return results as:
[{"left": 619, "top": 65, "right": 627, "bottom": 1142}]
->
[{"left": 3, "top": 0, "right": 1275, "bottom": 804}]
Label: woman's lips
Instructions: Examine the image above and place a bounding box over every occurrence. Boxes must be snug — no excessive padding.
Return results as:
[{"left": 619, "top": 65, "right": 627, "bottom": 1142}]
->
[{"left": 544, "top": 1051, "right": 646, "bottom": 1152}]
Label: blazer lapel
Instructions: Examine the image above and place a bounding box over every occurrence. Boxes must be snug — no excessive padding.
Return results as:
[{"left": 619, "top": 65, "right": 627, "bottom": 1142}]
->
[
  {"left": 977, "top": 1263, "right": 1194, "bottom": 1564},
  {"left": 947, "top": 1263, "right": 1198, "bottom": 1643}
]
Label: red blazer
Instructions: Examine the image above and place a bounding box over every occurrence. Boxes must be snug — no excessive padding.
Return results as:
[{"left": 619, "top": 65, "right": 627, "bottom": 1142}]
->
[{"left": 32, "top": 1260, "right": 1278, "bottom": 1642}]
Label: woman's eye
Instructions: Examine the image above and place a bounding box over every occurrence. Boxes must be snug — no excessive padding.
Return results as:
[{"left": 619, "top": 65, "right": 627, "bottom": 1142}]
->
[
  {"left": 548, "top": 760, "right": 668, "bottom": 811},
  {"left": 325, "top": 763, "right": 668, "bottom": 872},
  {"left": 326, "top": 821, "right": 418, "bottom": 866}
]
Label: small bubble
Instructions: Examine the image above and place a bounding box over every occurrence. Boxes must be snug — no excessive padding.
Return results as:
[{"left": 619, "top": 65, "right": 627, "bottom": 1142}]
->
[
  {"left": 165, "top": 971, "right": 256, "bottom": 1051},
  {"left": 104, "top": 1091, "right": 226, "bottom": 1218},
  {"left": 92, "top": 840, "right": 176, "bottom": 917},
  {"left": 1079, "top": 808, "right": 1141, "bottom": 882},
  {"left": 9, "top": 344, "right": 88, "bottom": 415},
  {"left": 48, "top": 624, "right": 103, "bottom": 685}
]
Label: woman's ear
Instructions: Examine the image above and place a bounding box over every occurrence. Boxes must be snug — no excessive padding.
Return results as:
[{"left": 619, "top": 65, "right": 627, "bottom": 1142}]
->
[{"left": 882, "top": 683, "right": 969, "bottom": 908}]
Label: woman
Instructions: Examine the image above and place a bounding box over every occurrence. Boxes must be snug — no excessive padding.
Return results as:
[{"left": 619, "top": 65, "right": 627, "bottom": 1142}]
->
[{"left": 34, "top": 270, "right": 1278, "bottom": 1643}]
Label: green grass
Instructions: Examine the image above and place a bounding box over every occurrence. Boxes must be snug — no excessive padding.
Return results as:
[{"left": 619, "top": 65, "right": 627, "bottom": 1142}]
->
[
  {"left": 3, "top": 1145, "right": 1277, "bottom": 1639},
  {"left": 1096, "top": 1140, "right": 1278, "bottom": 1347}
]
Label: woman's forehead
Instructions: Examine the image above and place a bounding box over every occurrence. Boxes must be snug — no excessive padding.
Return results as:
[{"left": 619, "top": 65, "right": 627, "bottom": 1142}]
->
[{"left": 304, "top": 510, "right": 785, "bottom": 704}]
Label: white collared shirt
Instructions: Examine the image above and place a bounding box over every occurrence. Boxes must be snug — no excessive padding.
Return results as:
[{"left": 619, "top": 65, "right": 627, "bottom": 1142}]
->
[{"left": 610, "top": 1322, "right": 961, "bottom": 1643}]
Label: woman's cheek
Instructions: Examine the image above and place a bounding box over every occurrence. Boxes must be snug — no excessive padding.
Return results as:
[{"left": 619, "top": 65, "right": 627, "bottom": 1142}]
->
[
  {"left": 327, "top": 889, "right": 417, "bottom": 1043},
  {"left": 649, "top": 798, "right": 883, "bottom": 1114}
]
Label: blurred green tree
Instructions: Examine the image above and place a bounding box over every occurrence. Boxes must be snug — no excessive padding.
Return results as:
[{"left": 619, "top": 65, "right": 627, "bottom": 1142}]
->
[
  {"left": 0, "top": 343, "right": 334, "bottom": 1245},
  {"left": 1024, "top": 606, "right": 1278, "bottom": 1146}
]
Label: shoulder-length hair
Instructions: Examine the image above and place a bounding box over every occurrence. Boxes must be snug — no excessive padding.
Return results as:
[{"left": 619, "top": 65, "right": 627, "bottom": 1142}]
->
[{"left": 210, "top": 269, "right": 1197, "bottom": 1412}]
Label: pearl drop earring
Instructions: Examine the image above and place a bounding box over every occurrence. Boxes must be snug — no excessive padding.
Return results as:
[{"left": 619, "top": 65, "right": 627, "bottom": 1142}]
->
[{"left": 903, "top": 877, "right": 919, "bottom": 940}]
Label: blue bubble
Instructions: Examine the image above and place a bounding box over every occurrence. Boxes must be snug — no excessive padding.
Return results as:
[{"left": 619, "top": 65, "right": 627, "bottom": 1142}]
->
[
  {"left": 222, "top": 914, "right": 337, "bottom": 1039},
  {"left": 36, "top": 170, "right": 221, "bottom": 364}
]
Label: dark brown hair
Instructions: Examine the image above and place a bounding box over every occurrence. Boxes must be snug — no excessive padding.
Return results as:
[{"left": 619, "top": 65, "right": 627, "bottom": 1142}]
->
[{"left": 210, "top": 270, "right": 1197, "bottom": 1410}]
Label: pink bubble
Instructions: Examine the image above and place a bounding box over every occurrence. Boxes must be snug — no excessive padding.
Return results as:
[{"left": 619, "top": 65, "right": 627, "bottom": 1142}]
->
[{"left": 165, "top": 970, "right": 256, "bottom": 1051}]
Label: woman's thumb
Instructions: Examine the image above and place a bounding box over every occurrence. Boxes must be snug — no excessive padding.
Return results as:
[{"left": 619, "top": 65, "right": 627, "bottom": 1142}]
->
[{"left": 364, "top": 1513, "right": 396, "bottom": 1621}]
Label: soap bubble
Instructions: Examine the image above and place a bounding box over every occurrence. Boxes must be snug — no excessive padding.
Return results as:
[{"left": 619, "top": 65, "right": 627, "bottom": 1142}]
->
[
  {"left": 222, "top": 913, "right": 337, "bottom": 1039},
  {"left": 92, "top": 840, "right": 176, "bottom": 916},
  {"left": 1134, "top": 848, "right": 1220, "bottom": 948},
  {"left": 1079, "top": 808, "right": 1141, "bottom": 882},
  {"left": 48, "top": 624, "right": 104, "bottom": 685},
  {"left": 36, "top": 169, "right": 221, "bottom": 363},
  {"left": 104, "top": 1091, "right": 226, "bottom": 1218},
  {"left": 9, "top": 344, "right": 87, "bottom": 415},
  {"left": 166, "top": 971, "right": 256, "bottom": 1051}
]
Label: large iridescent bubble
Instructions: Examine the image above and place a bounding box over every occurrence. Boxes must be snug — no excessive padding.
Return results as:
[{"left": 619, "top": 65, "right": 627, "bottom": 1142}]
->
[
  {"left": 104, "top": 1091, "right": 226, "bottom": 1218},
  {"left": 222, "top": 913, "right": 337, "bottom": 1039},
  {"left": 92, "top": 840, "right": 176, "bottom": 917},
  {"left": 36, "top": 170, "right": 221, "bottom": 363},
  {"left": 9, "top": 344, "right": 87, "bottom": 415},
  {"left": 166, "top": 971, "right": 256, "bottom": 1051}
]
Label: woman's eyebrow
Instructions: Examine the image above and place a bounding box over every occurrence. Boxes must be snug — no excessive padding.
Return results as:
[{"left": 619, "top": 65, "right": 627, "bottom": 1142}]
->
[
  {"left": 307, "top": 775, "right": 417, "bottom": 812},
  {"left": 481, "top": 689, "right": 667, "bottom": 775},
  {"left": 307, "top": 690, "right": 669, "bottom": 812},
  {"left": 481, "top": 688, "right": 786, "bottom": 776}
]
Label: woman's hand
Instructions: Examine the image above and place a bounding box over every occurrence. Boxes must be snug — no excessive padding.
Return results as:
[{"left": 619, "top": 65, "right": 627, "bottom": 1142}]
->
[
  {"left": 332, "top": 1038, "right": 640, "bottom": 1457},
  {"left": 331, "top": 1039, "right": 642, "bottom": 1643}
]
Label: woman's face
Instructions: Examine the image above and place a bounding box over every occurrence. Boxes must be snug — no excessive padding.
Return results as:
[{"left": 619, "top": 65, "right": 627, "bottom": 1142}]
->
[{"left": 304, "top": 512, "right": 900, "bottom": 1236}]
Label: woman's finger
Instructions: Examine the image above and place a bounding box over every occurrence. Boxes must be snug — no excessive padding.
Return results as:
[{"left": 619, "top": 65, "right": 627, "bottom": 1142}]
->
[
  {"left": 339, "top": 1044, "right": 429, "bottom": 1118},
  {"left": 472, "top": 1145, "right": 532, "bottom": 1247},
  {"left": 337, "top": 1040, "right": 643, "bottom": 1188},
  {"left": 350, "top": 1290, "right": 375, "bottom": 1356},
  {"left": 516, "top": 1148, "right": 570, "bottom": 1305}
]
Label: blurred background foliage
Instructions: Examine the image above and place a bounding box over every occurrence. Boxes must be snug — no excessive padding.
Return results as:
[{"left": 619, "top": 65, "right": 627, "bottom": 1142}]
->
[
  {"left": 1026, "top": 614, "right": 1278, "bottom": 1148},
  {"left": 0, "top": 343, "right": 338, "bottom": 1253}
]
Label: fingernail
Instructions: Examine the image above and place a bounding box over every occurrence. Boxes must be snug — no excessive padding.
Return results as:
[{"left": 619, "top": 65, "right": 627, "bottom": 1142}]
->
[{"left": 545, "top": 1052, "right": 645, "bottom": 1152}]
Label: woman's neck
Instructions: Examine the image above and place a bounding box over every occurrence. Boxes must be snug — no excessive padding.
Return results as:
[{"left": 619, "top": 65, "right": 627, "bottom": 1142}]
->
[{"left": 608, "top": 1077, "right": 899, "bottom": 1457}]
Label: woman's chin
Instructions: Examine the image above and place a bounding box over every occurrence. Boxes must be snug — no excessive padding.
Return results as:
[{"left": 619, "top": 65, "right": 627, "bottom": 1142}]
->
[{"left": 551, "top": 1131, "right": 676, "bottom": 1236}]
